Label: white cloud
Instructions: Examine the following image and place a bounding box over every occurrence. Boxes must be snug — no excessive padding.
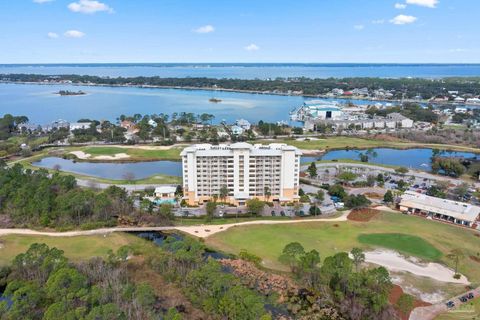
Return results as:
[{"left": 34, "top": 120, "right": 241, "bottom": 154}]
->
[
  {"left": 449, "top": 48, "right": 468, "bottom": 53},
  {"left": 64, "top": 30, "right": 85, "bottom": 38},
  {"left": 354, "top": 25, "right": 365, "bottom": 30},
  {"left": 33, "top": 0, "right": 54, "bottom": 3},
  {"left": 47, "top": 32, "right": 59, "bottom": 39},
  {"left": 371, "top": 19, "right": 385, "bottom": 24},
  {"left": 390, "top": 14, "right": 418, "bottom": 25},
  {"left": 394, "top": 3, "right": 407, "bottom": 9},
  {"left": 68, "top": 0, "right": 113, "bottom": 14},
  {"left": 244, "top": 43, "right": 259, "bottom": 51},
  {"left": 193, "top": 25, "right": 215, "bottom": 34},
  {"left": 406, "top": 0, "right": 439, "bottom": 8}
]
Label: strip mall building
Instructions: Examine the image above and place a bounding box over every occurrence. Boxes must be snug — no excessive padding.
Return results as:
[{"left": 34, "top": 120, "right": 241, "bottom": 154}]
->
[{"left": 399, "top": 191, "right": 480, "bottom": 228}]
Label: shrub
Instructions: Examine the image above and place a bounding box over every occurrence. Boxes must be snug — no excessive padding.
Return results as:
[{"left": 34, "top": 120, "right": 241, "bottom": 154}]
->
[{"left": 238, "top": 249, "right": 262, "bottom": 265}]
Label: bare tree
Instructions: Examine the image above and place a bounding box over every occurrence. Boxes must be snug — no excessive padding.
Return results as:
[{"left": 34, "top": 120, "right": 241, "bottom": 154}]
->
[{"left": 122, "top": 172, "right": 136, "bottom": 184}]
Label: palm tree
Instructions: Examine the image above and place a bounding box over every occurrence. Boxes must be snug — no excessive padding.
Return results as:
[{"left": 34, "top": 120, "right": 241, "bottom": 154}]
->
[
  {"left": 219, "top": 185, "right": 229, "bottom": 203},
  {"left": 264, "top": 186, "right": 271, "bottom": 202},
  {"left": 351, "top": 247, "right": 365, "bottom": 272}
]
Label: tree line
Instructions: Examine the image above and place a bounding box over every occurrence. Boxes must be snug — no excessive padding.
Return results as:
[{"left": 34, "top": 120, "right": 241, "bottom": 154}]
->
[
  {"left": 0, "top": 243, "right": 182, "bottom": 320},
  {"left": 0, "top": 164, "right": 175, "bottom": 229},
  {"left": 4, "top": 73, "right": 480, "bottom": 98}
]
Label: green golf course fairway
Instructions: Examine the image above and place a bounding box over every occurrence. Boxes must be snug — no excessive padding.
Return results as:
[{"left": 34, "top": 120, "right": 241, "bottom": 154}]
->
[
  {"left": 0, "top": 233, "right": 149, "bottom": 266},
  {"left": 206, "top": 212, "right": 480, "bottom": 284},
  {"left": 358, "top": 233, "right": 443, "bottom": 261}
]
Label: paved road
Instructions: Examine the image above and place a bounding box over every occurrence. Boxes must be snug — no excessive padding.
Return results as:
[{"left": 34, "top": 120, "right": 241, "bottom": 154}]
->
[
  {"left": 303, "top": 162, "right": 480, "bottom": 188},
  {"left": 76, "top": 179, "right": 159, "bottom": 191},
  {"left": 409, "top": 287, "right": 480, "bottom": 320}
]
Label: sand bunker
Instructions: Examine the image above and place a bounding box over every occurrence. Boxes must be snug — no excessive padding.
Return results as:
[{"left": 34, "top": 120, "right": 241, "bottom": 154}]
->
[
  {"left": 92, "top": 153, "right": 130, "bottom": 160},
  {"left": 69, "top": 151, "right": 130, "bottom": 160},
  {"left": 365, "top": 250, "right": 469, "bottom": 285}
]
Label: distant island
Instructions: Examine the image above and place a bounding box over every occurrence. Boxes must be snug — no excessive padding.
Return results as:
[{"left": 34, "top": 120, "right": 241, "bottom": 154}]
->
[
  {"left": 56, "top": 90, "right": 86, "bottom": 96},
  {"left": 209, "top": 97, "right": 222, "bottom": 103}
]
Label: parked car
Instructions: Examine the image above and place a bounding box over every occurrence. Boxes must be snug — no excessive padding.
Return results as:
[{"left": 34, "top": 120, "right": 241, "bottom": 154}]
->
[
  {"left": 446, "top": 301, "right": 455, "bottom": 308},
  {"left": 459, "top": 296, "right": 468, "bottom": 303},
  {"left": 467, "top": 293, "right": 475, "bottom": 300}
]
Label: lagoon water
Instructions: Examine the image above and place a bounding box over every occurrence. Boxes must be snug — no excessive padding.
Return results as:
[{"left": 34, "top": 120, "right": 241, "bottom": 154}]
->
[
  {"left": 0, "top": 83, "right": 378, "bottom": 124},
  {"left": 319, "top": 148, "right": 479, "bottom": 170},
  {"left": 2, "top": 63, "right": 480, "bottom": 124},
  {"left": 2, "top": 63, "right": 480, "bottom": 79},
  {"left": 32, "top": 157, "right": 182, "bottom": 180},
  {"left": 33, "top": 149, "right": 479, "bottom": 180}
]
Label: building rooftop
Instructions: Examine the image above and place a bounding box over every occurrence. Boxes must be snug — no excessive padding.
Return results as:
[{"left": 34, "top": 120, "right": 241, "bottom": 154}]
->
[
  {"left": 400, "top": 191, "right": 480, "bottom": 223},
  {"left": 181, "top": 143, "right": 302, "bottom": 156},
  {"left": 154, "top": 186, "right": 177, "bottom": 194}
]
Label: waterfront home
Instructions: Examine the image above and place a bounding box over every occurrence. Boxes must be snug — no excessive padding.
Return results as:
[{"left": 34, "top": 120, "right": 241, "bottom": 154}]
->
[
  {"left": 466, "top": 98, "right": 480, "bottom": 105},
  {"left": 69, "top": 122, "right": 92, "bottom": 132},
  {"left": 231, "top": 125, "right": 244, "bottom": 135},
  {"left": 153, "top": 186, "right": 177, "bottom": 204},
  {"left": 235, "top": 119, "right": 251, "bottom": 130},
  {"left": 148, "top": 119, "right": 158, "bottom": 128}
]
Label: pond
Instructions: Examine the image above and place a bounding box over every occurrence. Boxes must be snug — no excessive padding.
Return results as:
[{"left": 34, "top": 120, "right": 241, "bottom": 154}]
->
[
  {"left": 301, "top": 148, "right": 480, "bottom": 170},
  {"left": 130, "top": 231, "right": 228, "bottom": 260},
  {"left": 32, "top": 157, "right": 182, "bottom": 180}
]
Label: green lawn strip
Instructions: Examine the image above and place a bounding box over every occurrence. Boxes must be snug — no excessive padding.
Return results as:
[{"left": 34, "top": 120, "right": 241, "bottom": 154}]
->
[
  {"left": 358, "top": 233, "right": 443, "bottom": 261},
  {"left": 83, "top": 146, "right": 128, "bottom": 155},
  {"left": 268, "top": 137, "right": 480, "bottom": 153},
  {"left": 205, "top": 212, "right": 480, "bottom": 283},
  {"left": 175, "top": 215, "right": 294, "bottom": 226},
  {"left": 0, "top": 233, "right": 145, "bottom": 266}
]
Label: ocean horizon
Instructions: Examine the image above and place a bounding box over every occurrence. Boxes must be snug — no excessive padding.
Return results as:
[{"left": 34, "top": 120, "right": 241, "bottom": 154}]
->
[{"left": 2, "top": 63, "right": 480, "bottom": 79}]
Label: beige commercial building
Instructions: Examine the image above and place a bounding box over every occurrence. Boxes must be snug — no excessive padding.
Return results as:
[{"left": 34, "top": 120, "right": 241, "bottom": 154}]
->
[
  {"left": 399, "top": 191, "right": 480, "bottom": 228},
  {"left": 180, "top": 143, "right": 302, "bottom": 206}
]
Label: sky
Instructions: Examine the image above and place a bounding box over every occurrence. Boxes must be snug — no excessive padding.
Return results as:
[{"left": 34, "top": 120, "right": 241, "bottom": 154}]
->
[{"left": 0, "top": 0, "right": 479, "bottom": 63}]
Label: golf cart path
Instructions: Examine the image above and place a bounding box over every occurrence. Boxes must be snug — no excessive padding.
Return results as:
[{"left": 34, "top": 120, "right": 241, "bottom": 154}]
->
[
  {"left": 176, "top": 211, "right": 349, "bottom": 237},
  {"left": 0, "top": 211, "right": 349, "bottom": 238}
]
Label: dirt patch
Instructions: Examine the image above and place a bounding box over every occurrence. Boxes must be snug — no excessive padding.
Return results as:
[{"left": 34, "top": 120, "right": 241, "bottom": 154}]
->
[
  {"left": 474, "top": 233, "right": 480, "bottom": 238},
  {"left": 333, "top": 224, "right": 340, "bottom": 228},
  {"left": 470, "top": 255, "right": 480, "bottom": 263},
  {"left": 220, "top": 258, "right": 299, "bottom": 299},
  {"left": 347, "top": 208, "right": 380, "bottom": 222},
  {"left": 389, "top": 284, "right": 431, "bottom": 320},
  {"left": 364, "top": 192, "right": 382, "bottom": 199}
]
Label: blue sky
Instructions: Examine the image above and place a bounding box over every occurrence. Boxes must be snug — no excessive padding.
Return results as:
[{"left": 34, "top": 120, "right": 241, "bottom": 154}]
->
[{"left": 0, "top": 0, "right": 478, "bottom": 63}]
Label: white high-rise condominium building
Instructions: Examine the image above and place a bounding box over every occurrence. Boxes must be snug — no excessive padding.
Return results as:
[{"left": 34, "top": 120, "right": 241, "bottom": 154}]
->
[{"left": 180, "top": 143, "right": 302, "bottom": 206}]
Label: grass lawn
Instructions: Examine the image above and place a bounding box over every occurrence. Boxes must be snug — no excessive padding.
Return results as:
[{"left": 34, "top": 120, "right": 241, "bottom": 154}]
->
[
  {"left": 437, "top": 297, "right": 480, "bottom": 320},
  {"left": 80, "top": 146, "right": 182, "bottom": 160},
  {"left": 83, "top": 146, "right": 127, "bottom": 155},
  {"left": 0, "top": 233, "right": 146, "bottom": 266},
  {"left": 267, "top": 136, "right": 480, "bottom": 153},
  {"left": 358, "top": 233, "right": 443, "bottom": 261},
  {"left": 206, "top": 212, "right": 480, "bottom": 284},
  {"left": 175, "top": 215, "right": 294, "bottom": 226}
]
